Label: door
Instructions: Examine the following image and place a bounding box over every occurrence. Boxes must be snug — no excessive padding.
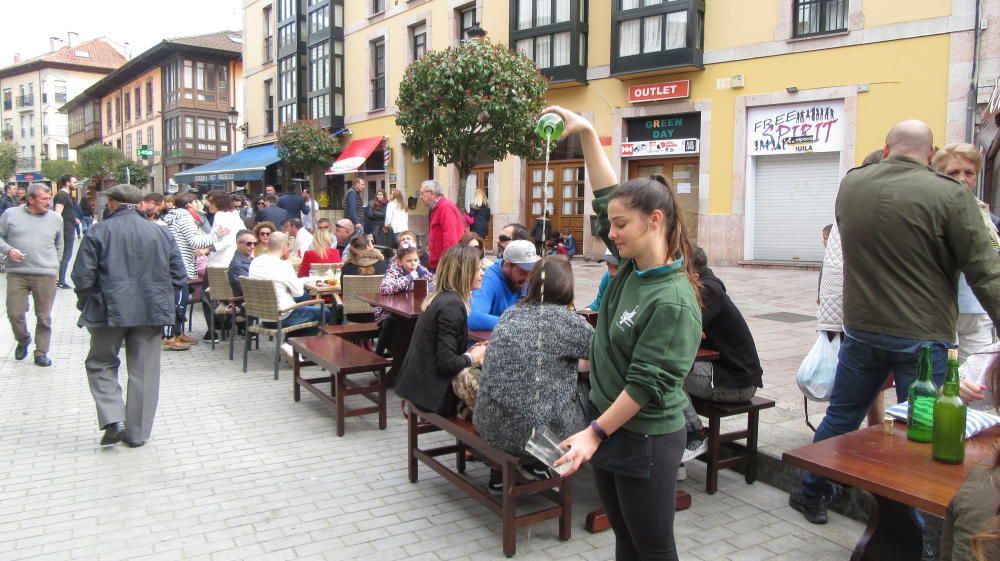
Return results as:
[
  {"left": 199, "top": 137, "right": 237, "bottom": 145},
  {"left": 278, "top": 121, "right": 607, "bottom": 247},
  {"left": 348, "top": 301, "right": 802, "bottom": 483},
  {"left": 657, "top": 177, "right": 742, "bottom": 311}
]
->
[
  {"left": 752, "top": 152, "right": 839, "bottom": 262},
  {"left": 465, "top": 165, "right": 495, "bottom": 250},
  {"left": 524, "top": 161, "right": 585, "bottom": 254},
  {"left": 627, "top": 158, "right": 700, "bottom": 247}
]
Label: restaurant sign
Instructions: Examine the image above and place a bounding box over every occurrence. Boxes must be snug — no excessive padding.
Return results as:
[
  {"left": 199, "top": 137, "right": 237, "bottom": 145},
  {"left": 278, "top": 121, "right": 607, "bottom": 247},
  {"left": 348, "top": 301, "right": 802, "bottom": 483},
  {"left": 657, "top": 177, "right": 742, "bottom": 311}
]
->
[
  {"left": 747, "top": 100, "right": 844, "bottom": 156},
  {"left": 622, "top": 113, "right": 700, "bottom": 157},
  {"left": 628, "top": 80, "right": 690, "bottom": 103}
]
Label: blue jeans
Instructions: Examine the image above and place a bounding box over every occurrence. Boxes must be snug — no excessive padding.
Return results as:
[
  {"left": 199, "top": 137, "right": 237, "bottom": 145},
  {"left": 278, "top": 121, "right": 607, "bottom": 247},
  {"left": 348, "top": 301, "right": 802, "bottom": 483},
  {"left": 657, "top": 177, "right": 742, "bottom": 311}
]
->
[
  {"left": 262, "top": 305, "right": 329, "bottom": 336},
  {"left": 801, "top": 329, "right": 951, "bottom": 498}
]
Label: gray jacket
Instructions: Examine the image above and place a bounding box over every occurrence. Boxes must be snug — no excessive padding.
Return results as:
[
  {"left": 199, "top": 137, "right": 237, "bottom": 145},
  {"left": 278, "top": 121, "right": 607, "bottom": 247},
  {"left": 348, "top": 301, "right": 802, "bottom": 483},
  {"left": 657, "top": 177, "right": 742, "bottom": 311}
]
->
[
  {"left": 71, "top": 207, "right": 187, "bottom": 328},
  {"left": 0, "top": 205, "right": 64, "bottom": 276}
]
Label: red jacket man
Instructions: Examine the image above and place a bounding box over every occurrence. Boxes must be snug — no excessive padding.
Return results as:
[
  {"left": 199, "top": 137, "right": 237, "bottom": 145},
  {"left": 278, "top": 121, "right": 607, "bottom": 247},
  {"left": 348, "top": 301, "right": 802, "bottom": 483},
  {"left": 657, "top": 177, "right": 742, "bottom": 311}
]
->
[{"left": 419, "top": 180, "right": 465, "bottom": 270}]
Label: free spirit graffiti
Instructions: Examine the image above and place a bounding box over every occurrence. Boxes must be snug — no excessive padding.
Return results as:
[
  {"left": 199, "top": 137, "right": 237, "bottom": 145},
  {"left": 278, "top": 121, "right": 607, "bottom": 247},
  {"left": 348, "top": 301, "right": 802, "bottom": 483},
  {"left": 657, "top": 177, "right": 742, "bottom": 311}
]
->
[{"left": 747, "top": 100, "right": 845, "bottom": 156}]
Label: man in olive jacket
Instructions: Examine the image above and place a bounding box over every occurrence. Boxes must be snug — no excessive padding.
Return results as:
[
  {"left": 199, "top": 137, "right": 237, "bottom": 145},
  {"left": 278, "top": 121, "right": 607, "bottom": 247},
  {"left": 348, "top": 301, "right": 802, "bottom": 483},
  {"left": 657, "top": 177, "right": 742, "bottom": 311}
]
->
[
  {"left": 791, "top": 120, "right": 1000, "bottom": 525},
  {"left": 72, "top": 184, "right": 187, "bottom": 448}
]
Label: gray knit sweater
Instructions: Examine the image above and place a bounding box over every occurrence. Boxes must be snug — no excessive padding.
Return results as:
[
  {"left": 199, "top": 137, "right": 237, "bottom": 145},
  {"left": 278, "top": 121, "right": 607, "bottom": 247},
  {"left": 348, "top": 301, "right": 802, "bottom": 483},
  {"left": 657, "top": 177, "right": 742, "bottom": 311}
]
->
[
  {"left": 0, "top": 205, "right": 64, "bottom": 276},
  {"left": 473, "top": 303, "right": 594, "bottom": 454}
]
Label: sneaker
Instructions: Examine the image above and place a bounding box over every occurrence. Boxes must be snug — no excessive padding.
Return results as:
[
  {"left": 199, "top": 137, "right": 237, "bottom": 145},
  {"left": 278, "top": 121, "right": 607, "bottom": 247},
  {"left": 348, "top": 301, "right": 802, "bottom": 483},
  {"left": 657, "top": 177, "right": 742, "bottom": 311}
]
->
[
  {"left": 162, "top": 337, "right": 191, "bottom": 351},
  {"left": 488, "top": 469, "right": 503, "bottom": 495},
  {"left": 681, "top": 437, "right": 708, "bottom": 463},
  {"left": 202, "top": 332, "right": 220, "bottom": 343},
  {"left": 676, "top": 463, "right": 687, "bottom": 481},
  {"left": 519, "top": 463, "right": 551, "bottom": 481},
  {"left": 176, "top": 334, "right": 199, "bottom": 345},
  {"left": 788, "top": 490, "right": 829, "bottom": 525}
]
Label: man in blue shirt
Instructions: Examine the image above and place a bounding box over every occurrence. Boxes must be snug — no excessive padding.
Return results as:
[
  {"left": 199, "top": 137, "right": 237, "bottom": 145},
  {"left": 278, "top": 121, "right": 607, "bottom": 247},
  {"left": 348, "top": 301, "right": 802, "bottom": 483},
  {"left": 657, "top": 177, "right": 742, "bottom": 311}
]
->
[
  {"left": 583, "top": 249, "right": 619, "bottom": 312},
  {"left": 469, "top": 239, "right": 537, "bottom": 330}
]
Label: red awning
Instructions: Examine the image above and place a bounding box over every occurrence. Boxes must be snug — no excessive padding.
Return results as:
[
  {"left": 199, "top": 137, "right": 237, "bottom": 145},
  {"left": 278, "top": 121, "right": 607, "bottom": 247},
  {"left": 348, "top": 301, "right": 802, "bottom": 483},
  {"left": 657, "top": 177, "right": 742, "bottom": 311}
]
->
[{"left": 325, "top": 136, "right": 385, "bottom": 175}]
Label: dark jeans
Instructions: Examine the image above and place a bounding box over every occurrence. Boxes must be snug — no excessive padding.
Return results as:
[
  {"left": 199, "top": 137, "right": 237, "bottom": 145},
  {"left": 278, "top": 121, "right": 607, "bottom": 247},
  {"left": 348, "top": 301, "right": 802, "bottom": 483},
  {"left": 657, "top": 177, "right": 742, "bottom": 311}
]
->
[
  {"left": 801, "top": 329, "right": 950, "bottom": 498},
  {"left": 593, "top": 428, "right": 686, "bottom": 561},
  {"left": 58, "top": 229, "right": 75, "bottom": 285},
  {"left": 262, "top": 305, "right": 330, "bottom": 336},
  {"left": 163, "top": 284, "right": 190, "bottom": 338}
]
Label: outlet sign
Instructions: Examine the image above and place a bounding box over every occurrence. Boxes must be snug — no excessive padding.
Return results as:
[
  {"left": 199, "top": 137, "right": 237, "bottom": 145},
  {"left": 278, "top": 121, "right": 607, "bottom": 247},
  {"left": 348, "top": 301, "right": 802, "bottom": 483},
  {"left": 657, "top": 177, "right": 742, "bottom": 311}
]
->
[{"left": 628, "top": 80, "right": 690, "bottom": 103}]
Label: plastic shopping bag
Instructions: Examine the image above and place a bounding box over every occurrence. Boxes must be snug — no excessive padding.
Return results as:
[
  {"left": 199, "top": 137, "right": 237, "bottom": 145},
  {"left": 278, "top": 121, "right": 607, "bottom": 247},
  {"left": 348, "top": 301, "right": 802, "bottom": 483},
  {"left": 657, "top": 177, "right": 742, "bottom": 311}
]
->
[{"left": 796, "top": 333, "right": 841, "bottom": 402}]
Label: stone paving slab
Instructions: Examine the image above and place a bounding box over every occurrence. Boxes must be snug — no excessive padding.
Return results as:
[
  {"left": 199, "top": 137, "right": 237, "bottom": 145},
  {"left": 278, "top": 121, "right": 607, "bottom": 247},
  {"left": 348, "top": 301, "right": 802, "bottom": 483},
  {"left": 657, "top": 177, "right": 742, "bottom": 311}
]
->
[{"left": 0, "top": 257, "right": 861, "bottom": 560}]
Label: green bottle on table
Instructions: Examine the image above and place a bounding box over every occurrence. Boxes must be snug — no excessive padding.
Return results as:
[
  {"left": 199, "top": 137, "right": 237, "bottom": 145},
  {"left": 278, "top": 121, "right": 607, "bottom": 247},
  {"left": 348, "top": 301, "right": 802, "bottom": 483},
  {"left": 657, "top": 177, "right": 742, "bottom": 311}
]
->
[
  {"left": 932, "top": 348, "right": 966, "bottom": 463},
  {"left": 906, "top": 345, "right": 937, "bottom": 443}
]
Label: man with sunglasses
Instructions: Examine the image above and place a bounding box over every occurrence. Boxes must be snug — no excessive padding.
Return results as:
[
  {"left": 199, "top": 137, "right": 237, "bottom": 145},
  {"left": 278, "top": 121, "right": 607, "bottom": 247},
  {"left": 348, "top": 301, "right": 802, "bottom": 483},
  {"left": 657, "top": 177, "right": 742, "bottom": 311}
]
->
[
  {"left": 333, "top": 218, "right": 355, "bottom": 258},
  {"left": 229, "top": 230, "right": 257, "bottom": 297}
]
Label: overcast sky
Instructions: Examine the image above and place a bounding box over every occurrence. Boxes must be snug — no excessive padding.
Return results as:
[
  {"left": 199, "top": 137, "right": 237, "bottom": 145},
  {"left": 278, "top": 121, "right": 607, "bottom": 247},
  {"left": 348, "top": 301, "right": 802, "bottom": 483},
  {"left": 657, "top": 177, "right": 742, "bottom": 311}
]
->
[{"left": 2, "top": 0, "right": 242, "bottom": 66}]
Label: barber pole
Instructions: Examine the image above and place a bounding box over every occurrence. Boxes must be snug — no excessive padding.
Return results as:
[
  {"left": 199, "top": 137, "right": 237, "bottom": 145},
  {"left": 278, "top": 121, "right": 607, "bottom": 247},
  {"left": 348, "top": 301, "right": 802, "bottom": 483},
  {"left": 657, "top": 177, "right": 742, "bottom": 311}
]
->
[{"left": 383, "top": 139, "right": 391, "bottom": 170}]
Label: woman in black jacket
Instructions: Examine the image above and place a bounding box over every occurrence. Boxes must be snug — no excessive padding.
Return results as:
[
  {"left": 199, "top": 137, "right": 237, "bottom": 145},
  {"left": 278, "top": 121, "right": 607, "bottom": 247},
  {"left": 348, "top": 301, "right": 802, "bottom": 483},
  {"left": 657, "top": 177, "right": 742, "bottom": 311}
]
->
[
  {"left": 365, "top": 190, "right": 389, "bottom": 247},
  {"left": 395, "top": 244, "right": 487, "bottom": 416},
  {"left": 468, "top": 188, "right": 491, "bottom": 239}
]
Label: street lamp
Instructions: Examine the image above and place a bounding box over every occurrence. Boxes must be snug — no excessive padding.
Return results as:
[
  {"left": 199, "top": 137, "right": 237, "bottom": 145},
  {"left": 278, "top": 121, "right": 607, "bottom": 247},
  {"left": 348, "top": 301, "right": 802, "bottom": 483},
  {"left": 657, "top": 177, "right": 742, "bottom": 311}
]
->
[{"left": 227, "top": 107, "right": 249, "bottom": 136}]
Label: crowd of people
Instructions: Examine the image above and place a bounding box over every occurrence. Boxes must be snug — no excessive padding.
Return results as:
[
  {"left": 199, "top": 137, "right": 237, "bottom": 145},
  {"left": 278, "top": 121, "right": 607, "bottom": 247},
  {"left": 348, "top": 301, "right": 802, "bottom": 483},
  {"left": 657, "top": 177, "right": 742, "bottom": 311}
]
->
[{"left": 4, "top": 110, "right": 1000, "bottom": 561}]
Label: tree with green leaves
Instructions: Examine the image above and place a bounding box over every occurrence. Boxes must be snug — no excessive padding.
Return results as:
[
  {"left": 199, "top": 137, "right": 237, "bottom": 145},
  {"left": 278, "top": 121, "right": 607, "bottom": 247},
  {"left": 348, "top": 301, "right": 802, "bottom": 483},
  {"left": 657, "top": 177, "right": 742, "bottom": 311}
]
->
[
  {"left": 396, "top": 38, "right": 549, "bottom": 209},
  {"left": 114, "top": 160, "right": 151, "bottom": 188},
  {"left": 0, "top": 142, "right": 17, "bottom": 183},
  {"left": 276, "top": 120, "right": 339, "bottom": 178},
  {"left": 77, "top": 144, "right": 124, "bottom": 185},
  {"left": 41, "top": 159, "right": 76, "bottom": 183}
]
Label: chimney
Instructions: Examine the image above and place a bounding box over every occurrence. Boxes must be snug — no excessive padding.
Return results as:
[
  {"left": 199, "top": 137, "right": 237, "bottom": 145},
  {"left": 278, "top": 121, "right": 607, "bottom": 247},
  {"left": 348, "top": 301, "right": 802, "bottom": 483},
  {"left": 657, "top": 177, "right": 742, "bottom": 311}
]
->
[
  {"left": 13, "top": 53, "right": 20, "bottom": 64},
  {"left": 49, "top": 36, "right": 63, "bottom": 52}
]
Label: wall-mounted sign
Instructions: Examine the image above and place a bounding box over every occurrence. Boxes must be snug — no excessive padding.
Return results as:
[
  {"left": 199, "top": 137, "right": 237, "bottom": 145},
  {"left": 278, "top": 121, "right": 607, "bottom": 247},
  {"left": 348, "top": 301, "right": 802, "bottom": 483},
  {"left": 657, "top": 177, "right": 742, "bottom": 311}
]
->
[
  {"left": 626, "top": 113, "right": 700, "bottom": 142},
  {"left": 747, "top": 100, "right": 844, "bottom": 155},
  {"left": 628, "top": 80, "right": 690, "bottom": 103},
  {"left": 622, "top": 139, "right": 699, "bottom": 157}
]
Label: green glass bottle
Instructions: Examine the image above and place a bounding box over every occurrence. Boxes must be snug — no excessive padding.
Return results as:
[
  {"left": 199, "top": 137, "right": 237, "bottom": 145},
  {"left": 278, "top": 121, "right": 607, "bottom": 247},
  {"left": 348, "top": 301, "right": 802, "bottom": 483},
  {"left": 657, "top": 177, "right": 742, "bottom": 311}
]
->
[
  {"left": 907, "top": 345, "right": 937, "bottom": 443},
  {"left": 535, "top": 113, "right": 565, "bottom": 142},
  {"left": 932, "top": 348, "right": 966, "bottom": 463}
]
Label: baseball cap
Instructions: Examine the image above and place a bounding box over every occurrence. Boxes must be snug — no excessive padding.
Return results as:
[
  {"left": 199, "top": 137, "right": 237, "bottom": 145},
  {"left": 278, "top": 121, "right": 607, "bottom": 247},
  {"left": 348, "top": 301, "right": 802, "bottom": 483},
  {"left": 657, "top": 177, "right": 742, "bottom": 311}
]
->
[
  {"left": 503, "top": 239, "right": 540, "bottom": 271},
  {"left": 599, "top": 249, "right": 620, "bottom": 267}
]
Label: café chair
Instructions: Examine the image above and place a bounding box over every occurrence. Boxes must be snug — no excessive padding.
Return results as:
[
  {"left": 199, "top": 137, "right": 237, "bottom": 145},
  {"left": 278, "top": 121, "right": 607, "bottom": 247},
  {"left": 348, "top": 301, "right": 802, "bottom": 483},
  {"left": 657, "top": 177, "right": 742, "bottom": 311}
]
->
[
  {"left": 336, "top": 274, "right": 384, "bottom": 325},
  {"left": 239, "top": 276, "right": 327, "bottom": 380},
  {"left": 205, "top": 267, "right": 244, "bottom": 360}
]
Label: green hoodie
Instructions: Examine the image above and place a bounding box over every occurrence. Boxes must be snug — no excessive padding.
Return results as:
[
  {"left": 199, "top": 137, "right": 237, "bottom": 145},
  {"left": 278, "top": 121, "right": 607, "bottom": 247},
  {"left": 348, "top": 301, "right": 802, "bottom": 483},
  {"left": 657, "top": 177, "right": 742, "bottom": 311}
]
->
[{"left": 588, "top": 185, "right": 702, "bottom": 435}]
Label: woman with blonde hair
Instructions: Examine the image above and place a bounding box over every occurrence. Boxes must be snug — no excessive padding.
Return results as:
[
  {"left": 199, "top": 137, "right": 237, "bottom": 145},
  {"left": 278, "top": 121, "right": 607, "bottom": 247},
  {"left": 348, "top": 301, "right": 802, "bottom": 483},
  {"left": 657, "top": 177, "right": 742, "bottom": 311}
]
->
[
  {"left": 932, "top": 142, "right": 1000, "bottom": 363},
  {"left": 395, "top": 245, "right": 487, "bottom": 416},
  {"left": 384, "top": 189, "right": 410, "bottom": 246},
  {"left": 297, "top": 227, "right": 342, "bottom": 277},
  {"left": 468, "top": 187, "right": 491, "bottom": 239}
]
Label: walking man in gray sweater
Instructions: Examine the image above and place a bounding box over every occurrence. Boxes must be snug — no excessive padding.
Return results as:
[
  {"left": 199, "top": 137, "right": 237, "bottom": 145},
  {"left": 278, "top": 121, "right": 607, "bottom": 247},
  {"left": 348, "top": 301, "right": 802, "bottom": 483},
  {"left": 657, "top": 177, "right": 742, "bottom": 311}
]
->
[{"left": 0, "top": 183, "right": 64, "bottom": 366}]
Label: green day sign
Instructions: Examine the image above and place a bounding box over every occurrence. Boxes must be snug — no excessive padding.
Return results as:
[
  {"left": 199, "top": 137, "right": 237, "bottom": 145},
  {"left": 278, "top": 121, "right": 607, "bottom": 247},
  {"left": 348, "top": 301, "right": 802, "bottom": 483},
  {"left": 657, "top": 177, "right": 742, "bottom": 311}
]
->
[
  {"left": 747, "top": 100, "right": 844, "bottom": 155},
  {"left": 622, "top": 113, "right": 701, "bottom": 157}
]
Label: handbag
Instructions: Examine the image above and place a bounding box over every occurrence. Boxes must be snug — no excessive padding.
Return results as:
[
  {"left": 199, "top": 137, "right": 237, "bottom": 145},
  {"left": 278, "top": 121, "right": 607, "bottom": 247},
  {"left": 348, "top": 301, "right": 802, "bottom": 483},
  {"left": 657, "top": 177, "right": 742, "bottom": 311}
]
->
[
  {"left": 452, "top": 365, "right": 481, "bottom": 419},
  {"left": 796, "top": 332, "right": 841, "bottom": 431}
]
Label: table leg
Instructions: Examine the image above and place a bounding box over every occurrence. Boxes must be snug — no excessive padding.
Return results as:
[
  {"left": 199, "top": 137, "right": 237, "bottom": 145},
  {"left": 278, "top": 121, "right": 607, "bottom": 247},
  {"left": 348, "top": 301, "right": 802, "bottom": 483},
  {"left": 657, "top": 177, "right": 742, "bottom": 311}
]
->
[
  {"left": 853, "top": 491, "right": 922, "bottom": 561},
  {"left": 386, "top": 315, "right": 416, "bottom": 385}
]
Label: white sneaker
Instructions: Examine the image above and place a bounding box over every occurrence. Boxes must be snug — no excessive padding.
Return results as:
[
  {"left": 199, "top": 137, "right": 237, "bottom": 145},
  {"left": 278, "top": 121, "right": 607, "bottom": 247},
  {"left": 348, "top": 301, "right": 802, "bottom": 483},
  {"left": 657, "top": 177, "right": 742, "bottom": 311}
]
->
[
  {"left": 676, "top": 463, "right": 687, "bottom": 481},
  {"left": 681, "top": 438, "right": 708, "bottom": 463}
]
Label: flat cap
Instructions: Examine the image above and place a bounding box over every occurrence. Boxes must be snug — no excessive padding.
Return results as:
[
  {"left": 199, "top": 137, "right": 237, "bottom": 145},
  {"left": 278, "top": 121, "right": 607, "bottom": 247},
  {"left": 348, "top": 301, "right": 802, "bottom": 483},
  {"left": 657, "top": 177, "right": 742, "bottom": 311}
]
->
[{"left": 105, "top": 184, "right": 143, "bottom": 204}]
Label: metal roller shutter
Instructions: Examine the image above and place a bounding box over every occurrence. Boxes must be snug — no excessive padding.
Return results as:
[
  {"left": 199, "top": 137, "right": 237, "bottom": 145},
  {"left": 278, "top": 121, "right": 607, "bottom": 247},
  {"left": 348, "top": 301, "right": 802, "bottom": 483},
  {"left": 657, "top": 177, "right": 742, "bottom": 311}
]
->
[{"left": 753, "top": 152, "right": 840, "bottom": 262}]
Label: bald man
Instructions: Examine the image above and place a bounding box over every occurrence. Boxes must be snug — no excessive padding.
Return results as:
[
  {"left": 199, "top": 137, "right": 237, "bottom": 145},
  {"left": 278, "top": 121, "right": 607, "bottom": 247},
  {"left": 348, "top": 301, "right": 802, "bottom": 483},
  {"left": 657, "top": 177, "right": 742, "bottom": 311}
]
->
[{"left": 790, "top": 120, "right": 1000, "bottom": 525}]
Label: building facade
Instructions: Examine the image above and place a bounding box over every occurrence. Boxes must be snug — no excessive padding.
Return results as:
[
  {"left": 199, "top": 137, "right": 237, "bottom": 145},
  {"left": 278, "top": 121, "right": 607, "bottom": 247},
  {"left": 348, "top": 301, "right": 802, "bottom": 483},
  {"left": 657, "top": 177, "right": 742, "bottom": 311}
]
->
[
  {"left": 0, "top": 38, "right": 125, "bottom": 185},
  {"left": 64, "top": 31, "right": 244, "bottom": 194},
  {"left": 243, "top": 0, "right": 989, "bottom": 262}
]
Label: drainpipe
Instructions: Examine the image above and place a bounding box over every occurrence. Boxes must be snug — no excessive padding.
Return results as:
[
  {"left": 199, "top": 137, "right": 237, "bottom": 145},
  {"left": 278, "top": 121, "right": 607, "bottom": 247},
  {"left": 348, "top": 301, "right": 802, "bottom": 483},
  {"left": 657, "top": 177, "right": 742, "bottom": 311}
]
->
[{"left": 968, "top": 0, "right": 984, "bottom": 143}]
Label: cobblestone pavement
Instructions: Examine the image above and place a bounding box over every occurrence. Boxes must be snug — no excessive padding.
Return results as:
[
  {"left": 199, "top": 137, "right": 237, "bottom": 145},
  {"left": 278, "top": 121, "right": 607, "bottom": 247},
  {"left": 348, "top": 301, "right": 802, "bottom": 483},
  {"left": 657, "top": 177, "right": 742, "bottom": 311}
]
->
[{"left": 0, "top": 258, "right": 861, "bottom": 561}]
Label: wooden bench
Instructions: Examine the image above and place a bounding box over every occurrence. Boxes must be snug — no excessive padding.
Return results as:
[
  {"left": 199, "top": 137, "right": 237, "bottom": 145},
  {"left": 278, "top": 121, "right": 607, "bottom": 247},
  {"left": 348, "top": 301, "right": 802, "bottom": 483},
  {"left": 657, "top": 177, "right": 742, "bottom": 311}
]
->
[
  {"left": 690, "top": 395, "right": 776, "bottom": 494},
  {"left": 320, "top": 322, "right": 381, "bottom": 344},
  {"left": 288, "top": 335, "right": 391, "bottom": 436},
  {"left": 406, "top": 403, "right": 572, "bottom": 558}
]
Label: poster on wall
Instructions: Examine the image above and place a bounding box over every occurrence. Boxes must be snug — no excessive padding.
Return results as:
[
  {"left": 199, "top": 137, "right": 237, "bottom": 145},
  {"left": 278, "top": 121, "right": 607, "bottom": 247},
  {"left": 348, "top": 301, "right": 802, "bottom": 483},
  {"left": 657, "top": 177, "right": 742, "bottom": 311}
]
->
[
  {"left": 747, "top": 100, "right": 844, "bottom": 155},
  {"left": 622, "top": 139, "right": 699, "bottom": 157}
]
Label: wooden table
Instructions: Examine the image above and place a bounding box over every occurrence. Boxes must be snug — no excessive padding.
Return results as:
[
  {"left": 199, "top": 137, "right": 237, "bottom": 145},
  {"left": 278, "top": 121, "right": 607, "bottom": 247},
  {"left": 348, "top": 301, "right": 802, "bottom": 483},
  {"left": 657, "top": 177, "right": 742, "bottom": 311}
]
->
[
  {"left": 783, "top": 422, "right": 1000, "bottom": 561},
  {"left": 356, "top": 292, "right": 427, "bottom": 383}
]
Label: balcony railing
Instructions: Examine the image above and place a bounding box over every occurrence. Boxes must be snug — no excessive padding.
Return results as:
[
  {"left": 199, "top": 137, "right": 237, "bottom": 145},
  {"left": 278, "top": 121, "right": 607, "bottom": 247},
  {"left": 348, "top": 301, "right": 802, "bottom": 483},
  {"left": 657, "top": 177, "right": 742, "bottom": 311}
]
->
[
  {"left": 265, "top": 108, "right": 274, "bottom": 134},
  {"left": 370, "top": 77, "right": 385, "bottom": 110},
  {"left": 264, "top": 36, "right": 274, "bottom": 63},
  {"left": 16, "top": 157, "right": 36, "bottom": 171},
  {"left": 16, "top": 95, "right": 34, "bottom": 108}
]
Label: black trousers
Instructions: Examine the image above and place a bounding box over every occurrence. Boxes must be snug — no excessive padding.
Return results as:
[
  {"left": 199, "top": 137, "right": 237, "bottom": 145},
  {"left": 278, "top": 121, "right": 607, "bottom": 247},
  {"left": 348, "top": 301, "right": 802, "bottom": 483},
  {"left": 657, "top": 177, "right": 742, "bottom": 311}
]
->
[
  {"left": 592, "top": 428, "right": 686, "bottom": 561},
  {"left": 58, "top": 229, "right": 75, "bottom": 284}
]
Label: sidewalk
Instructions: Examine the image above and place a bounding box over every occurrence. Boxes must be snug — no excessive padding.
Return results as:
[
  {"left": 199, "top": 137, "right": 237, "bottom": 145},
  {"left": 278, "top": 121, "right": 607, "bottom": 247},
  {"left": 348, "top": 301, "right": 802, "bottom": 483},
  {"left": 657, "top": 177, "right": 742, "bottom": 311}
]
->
[{"left": 0, "top": 265, "right": 861, "bottom": 561}]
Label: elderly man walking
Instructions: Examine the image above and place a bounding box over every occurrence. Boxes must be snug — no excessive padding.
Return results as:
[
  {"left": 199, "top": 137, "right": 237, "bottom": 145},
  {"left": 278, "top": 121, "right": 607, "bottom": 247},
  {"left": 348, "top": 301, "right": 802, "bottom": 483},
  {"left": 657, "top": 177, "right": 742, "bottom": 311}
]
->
[
  {"left": 72, "top": 184, "right": 187, "bottom": 447},
  {"left": 419, "top": 180, "right": 464, "bottom": 270},
  {"left": 789, "top": 120, "right": 1000, "bottom": 524},
  {"left": 0, "top": 184, "right": 63, "bottom": 366}
]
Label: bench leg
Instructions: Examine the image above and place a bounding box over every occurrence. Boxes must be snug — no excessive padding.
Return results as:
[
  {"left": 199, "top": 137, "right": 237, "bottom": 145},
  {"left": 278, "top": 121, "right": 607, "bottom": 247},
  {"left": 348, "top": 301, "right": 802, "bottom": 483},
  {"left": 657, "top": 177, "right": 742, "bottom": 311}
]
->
[
  {"left": 502, "top": 462, "right": 516, "bottom": 558},
  {"left": 456, "top": 440, "right": 467, "bottom": 473},
  {"left": 377, "top": 369, "right": 387, "bottom": 430},
  {"left": 706, "top": 415, "right": 721, "bottom": 495},
  {"left": 335, "top": 370, "right": 346, "bottom": 437},
  {"left": 559, "top": 476, "right": 572, "bottom": 542},
  {"left": 406, "top": 402, "right": 418, "bottom": 483},
  {"left": 293, "top": 350, "right": 301, "bottom": 401},
  {"left": 746, "top": 410, "right": 760, "bottom": 485},
  {"left": 242, "top": 322, "right": 251, "bottom": 373}
]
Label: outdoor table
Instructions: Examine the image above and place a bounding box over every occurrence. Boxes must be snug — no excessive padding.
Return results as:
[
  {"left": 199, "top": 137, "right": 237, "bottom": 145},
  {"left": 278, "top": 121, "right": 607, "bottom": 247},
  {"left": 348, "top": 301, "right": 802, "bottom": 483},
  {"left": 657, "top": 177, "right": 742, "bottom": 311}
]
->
[
  {"left": 783, "top": 421, "right": 1000, "bottom": 561},
  {"left": 356, "top": 292, "right": 426, "bottom": 383}
]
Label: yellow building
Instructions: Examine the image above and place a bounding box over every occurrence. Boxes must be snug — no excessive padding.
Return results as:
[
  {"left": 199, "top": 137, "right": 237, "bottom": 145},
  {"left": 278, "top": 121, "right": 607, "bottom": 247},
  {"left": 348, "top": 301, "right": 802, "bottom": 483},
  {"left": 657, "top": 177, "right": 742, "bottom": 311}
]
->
[
  {"left": 245, "top": 0, "right": 982, "bottom": 262},
  {"left": 0, "top": 38, "right": 125, "bottom": 185}
]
